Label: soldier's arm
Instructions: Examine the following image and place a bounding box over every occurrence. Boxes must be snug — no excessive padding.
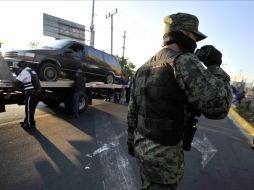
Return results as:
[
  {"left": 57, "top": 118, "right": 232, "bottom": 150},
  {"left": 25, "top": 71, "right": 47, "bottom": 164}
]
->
[
  {"left": 174, "top": 53, "right": 232, "bottom": 119},
  {"left": 127, "top": 78, "right": 138, "bottom": 146}
]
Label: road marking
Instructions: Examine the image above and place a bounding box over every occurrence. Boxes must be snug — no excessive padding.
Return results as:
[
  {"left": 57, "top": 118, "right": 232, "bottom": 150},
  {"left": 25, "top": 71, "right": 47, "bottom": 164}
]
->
[
  {"left": 0, "top": 113, "right": 50, "bottom": 127},
  {"left": 192, "top": 134, "right": 218, "bottom": 168},
  {"left": 85, "top": 132, "right": 126, "bottom": 158},
  {"left": 86, "top": 114, "right": 138, "bottom": 190}
]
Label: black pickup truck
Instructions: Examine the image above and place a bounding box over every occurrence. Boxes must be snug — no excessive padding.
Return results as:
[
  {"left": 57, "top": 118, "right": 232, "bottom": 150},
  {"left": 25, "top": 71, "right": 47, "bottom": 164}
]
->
[{"left": 4, "top": 39, "right": 123, "bottom": 84}]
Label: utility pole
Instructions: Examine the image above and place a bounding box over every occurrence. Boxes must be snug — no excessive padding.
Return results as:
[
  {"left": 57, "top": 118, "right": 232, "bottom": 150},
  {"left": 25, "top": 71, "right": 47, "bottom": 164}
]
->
[
  {"left": 90, "top": 0, "right": 95, "bottom": 47},
  {"left": 106, "top": 8, "right": 117, "bottom": 54},
  {"left": 122, "top": 31, "right": 126, "bottom": 59}
]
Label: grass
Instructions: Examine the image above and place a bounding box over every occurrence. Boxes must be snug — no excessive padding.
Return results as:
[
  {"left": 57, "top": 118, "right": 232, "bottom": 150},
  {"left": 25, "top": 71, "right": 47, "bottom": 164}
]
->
[{"left": 235, "top": 101, "right": 254, "bottom": 127}]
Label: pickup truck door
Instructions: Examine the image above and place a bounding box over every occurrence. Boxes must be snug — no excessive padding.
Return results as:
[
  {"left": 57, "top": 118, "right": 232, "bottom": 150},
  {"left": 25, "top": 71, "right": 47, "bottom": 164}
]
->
[
  {"left": 84, "top": 47, "right": 105, "bottom": 80},
  {"left": 57, "top": 44, "right": 87, "bottom": 76}
]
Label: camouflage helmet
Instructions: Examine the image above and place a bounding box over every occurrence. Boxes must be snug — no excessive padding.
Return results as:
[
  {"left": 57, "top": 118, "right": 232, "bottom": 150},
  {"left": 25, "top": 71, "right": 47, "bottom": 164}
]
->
[{"left": 163, "top": 12, "right": 207, "bottom": 41}]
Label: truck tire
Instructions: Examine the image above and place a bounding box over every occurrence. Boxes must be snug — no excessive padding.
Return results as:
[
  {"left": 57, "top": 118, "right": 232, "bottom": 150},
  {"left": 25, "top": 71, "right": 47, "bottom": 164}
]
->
[
  {"left": 78, "top": 93, "right": 88, "bottom": 113},
  {"left": 64, "top": 93, "right": 88, "bottom": 113},
  {"left": 105, "top": 73, "right": 115, "bottom": 84},
  {"left": 113, "top": 92, "right": 121, "bottom": 103},
  {"left": 39, "top": 62, "right": 59, "bottom": 81}
]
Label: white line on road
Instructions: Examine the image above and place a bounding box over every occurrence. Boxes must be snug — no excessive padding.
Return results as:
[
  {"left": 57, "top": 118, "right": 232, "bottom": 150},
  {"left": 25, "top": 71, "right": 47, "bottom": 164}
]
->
[
  {"left": 192, "top": 134, "right": 218, "bottom": 168},
  {"left": 93, "top": 115, "right": 138, "bottom": 190}
]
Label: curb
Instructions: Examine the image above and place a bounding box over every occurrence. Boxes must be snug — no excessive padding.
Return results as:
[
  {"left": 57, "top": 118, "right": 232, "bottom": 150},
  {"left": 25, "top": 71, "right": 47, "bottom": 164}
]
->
[{"left": 229, "top": 107, "right": 254, "bottom": 137}]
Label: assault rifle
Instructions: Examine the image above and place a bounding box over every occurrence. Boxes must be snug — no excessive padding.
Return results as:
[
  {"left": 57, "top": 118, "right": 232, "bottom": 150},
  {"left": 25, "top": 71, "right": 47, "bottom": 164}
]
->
[
  {"left": 183, "top": 118, "right": 198, "bottom": 151},
  {"left": 183, "top": 106, "right": 201, "bottom": 151}
]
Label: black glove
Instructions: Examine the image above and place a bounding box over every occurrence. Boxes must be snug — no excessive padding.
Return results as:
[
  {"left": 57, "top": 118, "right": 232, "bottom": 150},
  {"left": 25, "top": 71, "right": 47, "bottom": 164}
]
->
[
  {"left": 195, "top": 45, "right": 222, "bottom": 67},
  {"left": 127, "top": 143, "right": 135, "bottom": 157}
]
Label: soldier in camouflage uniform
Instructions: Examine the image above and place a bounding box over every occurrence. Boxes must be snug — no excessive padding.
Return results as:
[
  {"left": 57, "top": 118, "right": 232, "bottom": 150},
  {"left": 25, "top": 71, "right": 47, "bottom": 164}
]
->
[{"left": 127, "top": 12, "right": 232, "bottom": 190}]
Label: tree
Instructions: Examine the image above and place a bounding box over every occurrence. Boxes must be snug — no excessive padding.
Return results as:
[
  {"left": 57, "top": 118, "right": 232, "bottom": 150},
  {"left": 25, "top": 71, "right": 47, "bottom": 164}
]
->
[
  {"left": 116, "top": 55, "right": 136, "bottom": 80},
  {"left": 28, "top": 42, "right": 40, "bottom": 48}
]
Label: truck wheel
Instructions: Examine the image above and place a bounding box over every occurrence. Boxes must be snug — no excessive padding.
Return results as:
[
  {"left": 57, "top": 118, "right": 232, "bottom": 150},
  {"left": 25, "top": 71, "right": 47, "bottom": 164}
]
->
[
  {"left": 114, "top": 93, "right": 121, "bottom": 103},
  {"left": 64, "top": 93, "right": 88, "bottom": 113},
  {"left": 79, "top": 94, "right": 88, "bottom": 113},
  {"left": 39, "top": 62, "right": 59, "bottom": 81},
  {"left": 105, "top": 73, "right": 115, "bottom": 84}
]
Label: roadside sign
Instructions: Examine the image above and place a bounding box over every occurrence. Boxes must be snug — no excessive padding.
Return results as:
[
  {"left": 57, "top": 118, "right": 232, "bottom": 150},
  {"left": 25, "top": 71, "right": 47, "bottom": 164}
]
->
[{"left": 43, "top": 13, "right": 86, "bottom": 42}]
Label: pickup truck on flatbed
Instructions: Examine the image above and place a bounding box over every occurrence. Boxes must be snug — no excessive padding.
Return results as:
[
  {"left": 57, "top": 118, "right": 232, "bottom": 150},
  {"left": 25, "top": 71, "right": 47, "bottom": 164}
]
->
[{"left": 0, "top": 52, "right": 124, "bottom": 113}]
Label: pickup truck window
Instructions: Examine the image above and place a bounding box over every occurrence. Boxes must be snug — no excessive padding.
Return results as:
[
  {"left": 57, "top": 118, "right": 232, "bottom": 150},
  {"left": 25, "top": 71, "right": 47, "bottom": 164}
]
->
[
  {"left": 41, "top": 40, "right": 70, "bottom": 49},
  {"left": 86, "top": 47, "right": 104, "bottom": 63},
  {"left": 104, "top": 54, "right": 120, "bottom": 68}
]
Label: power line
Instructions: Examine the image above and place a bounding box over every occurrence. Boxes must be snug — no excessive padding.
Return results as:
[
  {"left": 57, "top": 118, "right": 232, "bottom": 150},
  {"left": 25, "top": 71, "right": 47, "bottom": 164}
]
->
[
  {"left": 116, "top": 8, "right": 156, "bottom": 36},
  {"left": 97, "top": 1, "right": 156, "bottom": 36}
]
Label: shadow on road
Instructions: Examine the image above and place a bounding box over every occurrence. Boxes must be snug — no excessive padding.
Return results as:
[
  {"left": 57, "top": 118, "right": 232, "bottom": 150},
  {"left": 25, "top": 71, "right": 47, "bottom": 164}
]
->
[
  {"left": 21, "top": 100, "right": 140, "bottom": 189},
  {"left": 24, "top": 126, "right": 103, "bottom": 190}
]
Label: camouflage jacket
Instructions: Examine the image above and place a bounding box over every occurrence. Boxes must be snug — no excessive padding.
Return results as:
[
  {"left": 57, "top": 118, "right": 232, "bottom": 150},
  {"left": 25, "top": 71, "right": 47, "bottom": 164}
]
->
[{"left": 127, "top": 52, "right": 232, "bottom": 146}]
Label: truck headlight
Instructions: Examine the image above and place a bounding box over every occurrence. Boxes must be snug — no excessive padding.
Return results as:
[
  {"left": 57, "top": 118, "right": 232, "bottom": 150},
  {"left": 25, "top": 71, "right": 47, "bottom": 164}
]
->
[{"left": 17, "top": 52, "right": 35, "bottom": 61}]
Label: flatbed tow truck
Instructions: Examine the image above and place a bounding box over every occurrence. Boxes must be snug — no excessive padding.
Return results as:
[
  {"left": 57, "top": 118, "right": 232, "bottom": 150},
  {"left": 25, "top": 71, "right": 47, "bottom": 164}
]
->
[{"left": 0, "top": 52, "right": 124, "bottom": 113}]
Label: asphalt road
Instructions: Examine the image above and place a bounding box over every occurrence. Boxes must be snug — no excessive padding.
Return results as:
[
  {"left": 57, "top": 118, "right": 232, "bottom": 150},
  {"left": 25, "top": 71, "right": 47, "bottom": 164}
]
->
[{"left": 0, "top": 100, "right": 254, "bottom": 190}]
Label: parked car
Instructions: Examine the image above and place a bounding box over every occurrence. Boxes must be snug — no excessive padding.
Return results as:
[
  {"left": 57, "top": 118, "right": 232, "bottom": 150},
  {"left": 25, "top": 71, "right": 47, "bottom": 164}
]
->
[{"left": 4, "top": 39, "right": 123, "bottom": 84}]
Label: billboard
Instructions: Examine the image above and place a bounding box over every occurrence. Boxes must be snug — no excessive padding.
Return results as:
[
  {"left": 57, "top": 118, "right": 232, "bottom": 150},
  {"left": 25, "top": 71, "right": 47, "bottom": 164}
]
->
[{"left": 43, "top": 13, "right": 86, "bottom": 42}]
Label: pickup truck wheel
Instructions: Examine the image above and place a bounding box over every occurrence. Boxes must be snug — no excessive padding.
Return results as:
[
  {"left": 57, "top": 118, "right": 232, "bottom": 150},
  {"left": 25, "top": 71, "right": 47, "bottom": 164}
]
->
[
  {"left": 39, "top": 62, "right": 59, "bottom": 81},
  {"left": 105, "top": 73, "right": 114, "bottom": 84}
]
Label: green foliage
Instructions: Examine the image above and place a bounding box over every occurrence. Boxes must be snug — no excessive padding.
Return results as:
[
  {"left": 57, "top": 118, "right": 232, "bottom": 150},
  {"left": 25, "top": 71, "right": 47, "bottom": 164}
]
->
[
  {"left": 116, "top": 55, "right": 136, "bottom": 79},
  {"left": 28, "top": 42, "right": 40, "bottom": 48},
  {"left": 235, "top": 102, "right": 254, "bottom": 125}
]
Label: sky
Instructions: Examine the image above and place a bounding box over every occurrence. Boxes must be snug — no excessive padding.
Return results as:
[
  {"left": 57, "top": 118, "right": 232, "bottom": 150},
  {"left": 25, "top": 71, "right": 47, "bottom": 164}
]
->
[{"left": 0, "top": 0, "right": 253, "bottom": 82}]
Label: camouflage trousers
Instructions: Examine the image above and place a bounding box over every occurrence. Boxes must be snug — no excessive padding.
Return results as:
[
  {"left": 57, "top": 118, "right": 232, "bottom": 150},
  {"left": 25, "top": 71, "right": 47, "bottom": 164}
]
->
[{"left": 133, "top": 131, "right": 184, "bottom": 190}]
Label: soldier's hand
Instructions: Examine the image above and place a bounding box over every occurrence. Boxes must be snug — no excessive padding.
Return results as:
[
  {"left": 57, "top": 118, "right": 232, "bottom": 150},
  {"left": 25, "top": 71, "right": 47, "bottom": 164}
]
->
[{"left": 195, "top": 45, "right": 222, "bottom": 67}]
